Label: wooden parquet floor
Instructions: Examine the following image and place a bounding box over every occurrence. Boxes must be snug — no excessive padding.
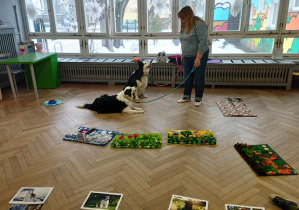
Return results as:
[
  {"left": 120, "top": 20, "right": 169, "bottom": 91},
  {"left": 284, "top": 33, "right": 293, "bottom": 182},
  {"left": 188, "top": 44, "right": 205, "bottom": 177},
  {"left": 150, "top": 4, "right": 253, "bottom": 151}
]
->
[{"left": 0, "top": 83, "right": 299, "bottom": 210}]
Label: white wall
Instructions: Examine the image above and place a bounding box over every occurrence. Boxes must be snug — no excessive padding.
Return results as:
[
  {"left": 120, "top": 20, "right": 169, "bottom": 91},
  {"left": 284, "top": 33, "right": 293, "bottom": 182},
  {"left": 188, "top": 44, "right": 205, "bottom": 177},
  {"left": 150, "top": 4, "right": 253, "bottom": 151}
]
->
[{"left": 0, "top": 0, "right": 26, "bottom": 44}]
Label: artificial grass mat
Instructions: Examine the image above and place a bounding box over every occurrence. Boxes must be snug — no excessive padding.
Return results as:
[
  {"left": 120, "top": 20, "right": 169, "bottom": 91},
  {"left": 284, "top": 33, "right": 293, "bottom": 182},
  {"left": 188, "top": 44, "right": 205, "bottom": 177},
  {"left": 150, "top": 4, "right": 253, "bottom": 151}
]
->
[
  {"left": 167, "top": 129, "right": 217, "bottom": 146},
  {"left": 111, "top": 132, "right": 162, "bottom": 149}
]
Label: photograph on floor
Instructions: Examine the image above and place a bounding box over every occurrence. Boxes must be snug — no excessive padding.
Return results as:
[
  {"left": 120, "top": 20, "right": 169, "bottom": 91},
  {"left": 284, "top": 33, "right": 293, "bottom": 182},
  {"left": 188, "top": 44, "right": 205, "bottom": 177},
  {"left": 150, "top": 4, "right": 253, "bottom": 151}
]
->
[
  {"left": 168, "top": 194, "right": 208, "bottom": 210},
  {"left": 81, "top": 191, "right": 123, "bottom": 210},
  {"left": 9, "top": 204, "right": 43, "bottom": 210},
  {"left": 9, "top": 187, "right": 53, "bottom": 204},
  {"left": 225, "top": 203, "right": 265, "bottom": 210}
]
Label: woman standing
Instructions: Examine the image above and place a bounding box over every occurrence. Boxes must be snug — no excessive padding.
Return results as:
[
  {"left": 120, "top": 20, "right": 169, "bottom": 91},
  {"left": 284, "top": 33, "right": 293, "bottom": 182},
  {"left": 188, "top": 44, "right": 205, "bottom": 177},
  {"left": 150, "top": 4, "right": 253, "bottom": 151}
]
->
[{"left": 177, "top": 6, "right": 209, "bottom": 107}]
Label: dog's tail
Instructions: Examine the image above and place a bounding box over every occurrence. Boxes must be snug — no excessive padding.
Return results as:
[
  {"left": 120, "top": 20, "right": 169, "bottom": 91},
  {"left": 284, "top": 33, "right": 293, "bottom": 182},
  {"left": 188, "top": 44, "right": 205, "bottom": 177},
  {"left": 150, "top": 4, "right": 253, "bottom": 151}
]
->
[{"left": 76, "top": 104, "right": 91, "bottom": 109}]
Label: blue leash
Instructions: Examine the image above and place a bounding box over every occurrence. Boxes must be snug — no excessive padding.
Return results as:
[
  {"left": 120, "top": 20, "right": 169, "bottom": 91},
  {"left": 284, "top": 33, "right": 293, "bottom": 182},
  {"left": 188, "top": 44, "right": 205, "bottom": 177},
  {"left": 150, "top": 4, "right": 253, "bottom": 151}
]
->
[{"left": 136, "top": 66, "right": 197, "bottom": 104}]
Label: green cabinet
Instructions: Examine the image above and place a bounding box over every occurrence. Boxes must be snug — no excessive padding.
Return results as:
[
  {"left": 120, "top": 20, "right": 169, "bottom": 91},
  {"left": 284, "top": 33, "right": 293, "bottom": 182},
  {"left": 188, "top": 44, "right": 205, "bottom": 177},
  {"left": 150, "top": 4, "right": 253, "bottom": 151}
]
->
[{"left": 24, "top": 53, "right": 61, "bottom": 89}]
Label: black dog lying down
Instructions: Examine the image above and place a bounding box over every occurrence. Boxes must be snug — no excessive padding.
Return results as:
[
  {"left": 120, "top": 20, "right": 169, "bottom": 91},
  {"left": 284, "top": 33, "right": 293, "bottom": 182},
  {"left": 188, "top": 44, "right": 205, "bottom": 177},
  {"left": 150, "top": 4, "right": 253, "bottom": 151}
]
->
[{"left": 76, "top": 86, "right": 144, "bottom": 114}]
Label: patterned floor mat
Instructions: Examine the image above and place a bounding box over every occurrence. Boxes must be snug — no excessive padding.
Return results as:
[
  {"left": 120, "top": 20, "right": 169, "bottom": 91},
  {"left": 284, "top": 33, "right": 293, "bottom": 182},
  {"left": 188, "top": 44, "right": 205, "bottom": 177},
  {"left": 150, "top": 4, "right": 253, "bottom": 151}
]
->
[
  {"left": 63, "top": 126, "right": 118, "bottom": 146},
  {"left": 216, "top": 98, "right": 257, "bottom": 117}
]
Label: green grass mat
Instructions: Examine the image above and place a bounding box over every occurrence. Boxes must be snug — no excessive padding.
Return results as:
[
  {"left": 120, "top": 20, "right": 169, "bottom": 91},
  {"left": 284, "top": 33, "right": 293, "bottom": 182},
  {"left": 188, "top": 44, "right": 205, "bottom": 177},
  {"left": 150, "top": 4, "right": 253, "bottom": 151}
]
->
[
  {"left": 111, "top": 133, "right": 162, "bottom": 149},
  {"left": 167, "top": 129, "right": 217, "bottom": 145}
]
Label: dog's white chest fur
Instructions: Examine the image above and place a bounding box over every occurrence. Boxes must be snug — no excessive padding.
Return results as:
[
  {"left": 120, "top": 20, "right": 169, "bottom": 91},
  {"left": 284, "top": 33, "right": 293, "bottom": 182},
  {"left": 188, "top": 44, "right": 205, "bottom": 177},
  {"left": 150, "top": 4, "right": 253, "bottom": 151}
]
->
[
  {"left": 137, "top": 75, "right": 148, "bottom": 89},
  {"left": 141, "top": 75, "right": 148, "bottom": 87}
]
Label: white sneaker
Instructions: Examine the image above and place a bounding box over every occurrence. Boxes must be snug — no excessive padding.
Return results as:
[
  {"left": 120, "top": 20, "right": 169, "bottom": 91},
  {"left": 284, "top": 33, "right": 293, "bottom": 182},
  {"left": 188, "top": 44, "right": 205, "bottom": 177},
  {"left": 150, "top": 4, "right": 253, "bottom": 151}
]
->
[
  {"left": 194, "top": 101, "right": 202, "bottom": 107},
  {"left": 177, "top": 98, "right": 190, "bottom": 103}
]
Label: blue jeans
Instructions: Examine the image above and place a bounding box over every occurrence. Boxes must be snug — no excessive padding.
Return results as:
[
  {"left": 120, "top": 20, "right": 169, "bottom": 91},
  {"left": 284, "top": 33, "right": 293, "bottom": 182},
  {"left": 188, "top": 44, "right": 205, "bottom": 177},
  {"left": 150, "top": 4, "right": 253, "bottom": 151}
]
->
[{"left": 183, "top": 49, "right": 209, "bottom": 102}]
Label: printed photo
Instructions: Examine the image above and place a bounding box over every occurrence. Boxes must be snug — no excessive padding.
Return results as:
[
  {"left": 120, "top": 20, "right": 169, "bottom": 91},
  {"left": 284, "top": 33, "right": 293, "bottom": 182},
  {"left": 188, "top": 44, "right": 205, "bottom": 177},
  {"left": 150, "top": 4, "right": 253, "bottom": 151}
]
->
[
  {"left": 9, "top": 204, "right": 44, "bottom": 210},
  {"left": 9, "top": 187, "right": 53, "bottom": 204},
  {"left": 9, "top": 205, "right": 27, "bottom": 210},
  {"left": 168, "top": 194, "right": 208, "bottom": 210},
  {"left": 225, "top": 204, "right": 265, "bottom": 210},
  {"left": 81, "top": 191, "right": 123, "bottom": 210}
]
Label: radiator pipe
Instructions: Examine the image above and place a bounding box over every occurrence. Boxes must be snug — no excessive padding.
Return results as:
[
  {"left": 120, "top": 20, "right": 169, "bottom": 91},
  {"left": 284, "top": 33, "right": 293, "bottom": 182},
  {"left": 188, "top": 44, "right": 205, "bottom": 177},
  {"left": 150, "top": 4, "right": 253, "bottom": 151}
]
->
[{"left": 13, "top": 3, "right": 22, "bottom": 43}]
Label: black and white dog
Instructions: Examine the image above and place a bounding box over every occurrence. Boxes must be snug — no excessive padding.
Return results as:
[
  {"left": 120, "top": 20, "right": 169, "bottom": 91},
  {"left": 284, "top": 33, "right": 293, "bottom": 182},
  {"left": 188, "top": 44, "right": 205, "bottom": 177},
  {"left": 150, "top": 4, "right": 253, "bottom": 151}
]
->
[
  {"left": 128, "top": 60, "right": 152, "bottom": 100},
  {"left": 99, "top": 195, "right": 110, "bottom": 208},
  {"left": 76, "top": 86, "right": 144, "bottom": 114}
]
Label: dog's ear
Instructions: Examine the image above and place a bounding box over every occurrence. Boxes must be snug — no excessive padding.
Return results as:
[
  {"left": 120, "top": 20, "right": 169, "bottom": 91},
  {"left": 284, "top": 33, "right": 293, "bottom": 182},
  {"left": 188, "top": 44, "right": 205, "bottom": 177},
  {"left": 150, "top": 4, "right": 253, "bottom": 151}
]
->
[{"left": 138, "top": 60, "right": 144, "bottom": 67}]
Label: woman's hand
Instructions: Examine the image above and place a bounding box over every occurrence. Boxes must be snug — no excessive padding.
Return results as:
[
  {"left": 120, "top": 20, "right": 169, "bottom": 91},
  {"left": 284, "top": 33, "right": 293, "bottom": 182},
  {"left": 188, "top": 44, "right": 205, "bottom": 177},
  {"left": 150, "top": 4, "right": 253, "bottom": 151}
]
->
[{"left": 194, "top": 59, "right": 201, "bottom": 67}]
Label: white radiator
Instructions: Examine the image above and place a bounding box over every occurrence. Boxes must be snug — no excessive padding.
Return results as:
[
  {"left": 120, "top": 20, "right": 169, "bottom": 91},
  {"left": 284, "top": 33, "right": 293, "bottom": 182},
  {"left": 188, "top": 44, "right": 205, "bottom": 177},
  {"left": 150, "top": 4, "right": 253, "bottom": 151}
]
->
[
  {"left": 59, "top": 59, "right": 294, "bottom": 90},
  {"left": 0, "top": 28, "right": 22, "bottom": 89}
]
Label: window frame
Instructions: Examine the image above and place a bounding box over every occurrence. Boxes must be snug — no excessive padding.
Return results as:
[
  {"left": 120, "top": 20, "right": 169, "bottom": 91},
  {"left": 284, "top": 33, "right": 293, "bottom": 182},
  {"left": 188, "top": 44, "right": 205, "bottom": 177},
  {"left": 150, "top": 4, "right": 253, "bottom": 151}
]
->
[
  {"left": 86, "top": 37, "right": 142, "bottom": 57},
  {"left": 28, "top": 35, "right": 84, "bottom": 56},
  {"left": 289, "top": 0, "right": 299, "bottom": 11},
  {"left": 82, "top": 0, "right": 109, "bottom": 36},
  {"left": 281, "top": 0, "right": 299, "bottom": 33},
  {"left": 281, "top": 34, "right": 299, "bottom": 58},
  {"left": 209, "top": 0, "right": 247, "bottom": 35},
  {"left": 245, "top": 0, "right": 283, "bottom": 34},
  {"left": 210, "top": 34, "right": 279, "bottom": 59},
  {"left": 51, "top": 0, "right": 82, "bottom": 35},
  {"left": 112, "top": 0, "right": 141, "bottom": 36},
  {"left": 21, "top": 0, "right": 299, "bottom": 58},
  {"left": 143, "top": 0, "right": 176, "bottom": 36},
  {"left": 144, "top": 37, "right": 182, "bottom": 57}
]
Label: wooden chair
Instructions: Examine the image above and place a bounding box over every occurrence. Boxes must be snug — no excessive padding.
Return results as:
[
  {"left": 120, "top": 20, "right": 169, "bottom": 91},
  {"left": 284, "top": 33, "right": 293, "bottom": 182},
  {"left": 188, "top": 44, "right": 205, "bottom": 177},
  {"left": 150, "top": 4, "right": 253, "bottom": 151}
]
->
[{"left": 0, "top": 53, "right": 28, "bottom": 100}]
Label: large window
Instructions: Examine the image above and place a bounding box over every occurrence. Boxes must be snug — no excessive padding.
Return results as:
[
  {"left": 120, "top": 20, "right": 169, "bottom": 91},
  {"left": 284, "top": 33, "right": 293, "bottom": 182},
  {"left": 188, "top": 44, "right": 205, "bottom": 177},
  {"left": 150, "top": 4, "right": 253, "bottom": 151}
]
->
[
  {"left": 31, "top": 39, "right": 81, "bottom": 53},
  {"left": 213, "top": 0, "right": 243, "bottom": 32},
  {"left": 212, "top": 38, "right": 274, "bottom": 54},
  {"left": 52, "top": 0, "right": 78, "bottom": 33},
  {"left": 84, "top": 0, "right": 107, "bottom": 33},
  {"left": 24, "top": 0, "right": 50, "bottom": 33},
  {"left": 147, "top": 0, "right": 173, "bottom": 33},
  {"left": 22, "top": 0, "right": 299, "bottom": 58},
  {"left": 283, "top": 37, "right": 299, "bottom": 54},
  {"left": 248, "top": 0, "right": 280, "bottom": 31},
  {"left": 179, "top": 0, "right": 206, "bottom": 20},
  {"left": 147, "top": 39, "right": 181, "bottom": 55},
  {"left": 286, "top": 0, "right": 299, "bottom": 30},
  {"left": 115, "top": 0, "right": 139, "bottom": 33},
  {"left": 88, "top": 39, "right": 139, "bottom": 54}
]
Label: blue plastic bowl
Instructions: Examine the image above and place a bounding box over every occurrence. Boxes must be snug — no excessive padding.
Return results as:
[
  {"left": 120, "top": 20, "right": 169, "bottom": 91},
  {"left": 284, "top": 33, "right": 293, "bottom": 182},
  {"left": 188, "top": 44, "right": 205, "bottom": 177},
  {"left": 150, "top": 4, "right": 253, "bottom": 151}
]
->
[{"left": 48, "top": 100, "right": 57, "bottom": 104}]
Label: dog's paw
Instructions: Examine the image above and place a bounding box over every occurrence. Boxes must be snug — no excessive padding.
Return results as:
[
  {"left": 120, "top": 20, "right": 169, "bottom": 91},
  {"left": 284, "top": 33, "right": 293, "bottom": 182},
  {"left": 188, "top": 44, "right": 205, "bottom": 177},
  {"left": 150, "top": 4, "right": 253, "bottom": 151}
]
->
[
  {"left": 142, "top": 95, "right": 148, "bottom": 98},
  {"left": 137, "top": 109, "right": 145, "bottom": 113},
  {"left": 134, "top": 107, "right": 142, "bottom": 110}
]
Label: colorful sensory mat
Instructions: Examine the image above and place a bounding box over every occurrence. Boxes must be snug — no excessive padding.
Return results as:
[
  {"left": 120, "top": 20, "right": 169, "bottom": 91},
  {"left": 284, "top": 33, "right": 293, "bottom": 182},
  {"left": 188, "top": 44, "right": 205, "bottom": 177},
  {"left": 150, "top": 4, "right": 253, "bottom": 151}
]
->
[
  {"left": 63, "top": 126, "right": 118, "bottom": 146},
  {"left": 216, "top": 98, "right": 257, "bottom": 117},
  {"left": 234, "top": 143, "right": 298, "bottom": 176},
  {"left": 111, "top": 132, "right": 162, "bottom": 149},
  {"left": 167, "top": 129, "right": 217, "bottom": 145}
]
